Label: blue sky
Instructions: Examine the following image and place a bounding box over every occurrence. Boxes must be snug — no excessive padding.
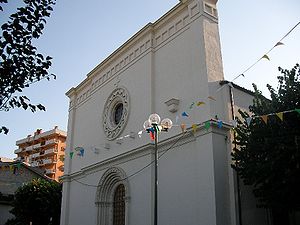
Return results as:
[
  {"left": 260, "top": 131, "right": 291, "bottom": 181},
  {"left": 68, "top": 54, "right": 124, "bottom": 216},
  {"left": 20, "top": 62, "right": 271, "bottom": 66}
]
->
[{"left": 1, "top": 0, "right": 299, "bottom": 159}]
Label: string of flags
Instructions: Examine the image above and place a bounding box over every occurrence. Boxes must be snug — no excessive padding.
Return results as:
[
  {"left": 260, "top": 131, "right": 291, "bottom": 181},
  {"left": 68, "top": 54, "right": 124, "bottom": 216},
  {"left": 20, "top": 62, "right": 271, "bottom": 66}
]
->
[
  {"left": 68, "top": 94, "right": 223, "bottom": 159},
  {"left": 244, "top": 108, "right": 300, "bottom": 126},
  {"left": 0, "top": 163, "right": 23, "bottom": 174},
  {"left": 232, "top": 21, "right": 300, "bottom": 82},
  {"left": 68, "top": 107, "right": 300, "bottom": 159},
  {"left": 215, "top": 21, "right": 300, "bottom": 94}
]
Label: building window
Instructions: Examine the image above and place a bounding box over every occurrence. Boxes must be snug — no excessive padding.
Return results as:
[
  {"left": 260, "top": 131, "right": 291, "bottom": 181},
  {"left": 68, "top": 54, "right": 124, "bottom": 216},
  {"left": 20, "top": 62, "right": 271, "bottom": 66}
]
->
[
  {"left": 113, "top": 184, "right": 125, "bottom": 225},
  {"left": 102, "top": 87, "right": 130, "bottom": 140},
  {"left": 114, "top": 103, "right": 123, "bottom": 125},
  {"left": 95, "top": 167, "right": 129, "bottom": 225}
]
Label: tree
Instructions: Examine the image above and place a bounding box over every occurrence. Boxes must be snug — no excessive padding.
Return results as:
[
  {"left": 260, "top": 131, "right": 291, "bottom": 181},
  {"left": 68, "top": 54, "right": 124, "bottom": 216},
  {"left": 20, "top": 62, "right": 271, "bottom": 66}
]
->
[
  {"left": 232, "top": 64, "right": 300, "bottom": 217},
  {"left": 0, "top": 0, "right": 56, "bottom": 134},
  {"left": 5, "top": 178, "right": 62, "bottom": 225}
]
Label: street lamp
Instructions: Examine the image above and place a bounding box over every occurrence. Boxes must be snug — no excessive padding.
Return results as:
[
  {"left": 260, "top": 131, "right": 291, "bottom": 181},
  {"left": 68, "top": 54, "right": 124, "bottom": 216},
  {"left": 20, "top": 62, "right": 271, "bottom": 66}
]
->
[{"left": 143, "top": 114, "right": 173, "bottom": 225}]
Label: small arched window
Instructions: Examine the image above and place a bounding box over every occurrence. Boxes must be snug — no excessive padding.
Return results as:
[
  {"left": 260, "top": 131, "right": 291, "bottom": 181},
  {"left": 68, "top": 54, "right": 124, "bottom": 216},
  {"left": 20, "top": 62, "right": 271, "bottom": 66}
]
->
[{"left": 113, "top": 184, "right": 125, "bottom": 225}]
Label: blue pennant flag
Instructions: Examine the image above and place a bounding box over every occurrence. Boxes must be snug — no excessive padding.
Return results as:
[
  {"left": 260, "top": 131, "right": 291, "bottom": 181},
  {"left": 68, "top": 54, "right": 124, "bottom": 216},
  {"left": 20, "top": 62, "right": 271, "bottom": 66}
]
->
[{"left": 182, "top": 112, "right": 189, "bottom": 117}]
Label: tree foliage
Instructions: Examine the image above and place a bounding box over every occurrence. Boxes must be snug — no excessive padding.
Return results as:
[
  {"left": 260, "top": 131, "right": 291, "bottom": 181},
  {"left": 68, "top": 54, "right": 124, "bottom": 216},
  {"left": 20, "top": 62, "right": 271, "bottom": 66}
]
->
[
  {"left": 232, "top": 64, "right": 300, "bottom": 211},
  {"left": 0, "top": 0, "right": 56, "bottom": 134},
  {"left": 6, "top": 178, "right": 62, "bottom": 225}
]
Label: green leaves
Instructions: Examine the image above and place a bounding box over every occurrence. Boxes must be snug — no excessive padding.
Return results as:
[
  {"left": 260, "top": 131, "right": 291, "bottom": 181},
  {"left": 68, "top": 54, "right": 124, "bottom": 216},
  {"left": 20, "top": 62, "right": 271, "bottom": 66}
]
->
[
  {"left": 0, "top": 0, "right": 57, "bottom": 133},
  {"left": 232, "top": 64, "right": 300, "bottom": 211},
  {"left": 9, "top": 178, "right": 62, "bottom": 225}
]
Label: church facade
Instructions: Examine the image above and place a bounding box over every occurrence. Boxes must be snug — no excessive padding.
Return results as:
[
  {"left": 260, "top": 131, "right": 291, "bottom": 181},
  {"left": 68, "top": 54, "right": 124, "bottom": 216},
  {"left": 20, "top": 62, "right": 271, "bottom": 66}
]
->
[{"left": 60, "top": 0, "right": 270, "bottom": 224}]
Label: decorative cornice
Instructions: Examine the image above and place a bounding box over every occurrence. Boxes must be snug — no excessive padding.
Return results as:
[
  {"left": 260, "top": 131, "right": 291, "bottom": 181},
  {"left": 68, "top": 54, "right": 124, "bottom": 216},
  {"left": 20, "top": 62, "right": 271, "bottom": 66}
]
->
[{"left": 65, "top": 1, "right": 199, "bottom": 110}]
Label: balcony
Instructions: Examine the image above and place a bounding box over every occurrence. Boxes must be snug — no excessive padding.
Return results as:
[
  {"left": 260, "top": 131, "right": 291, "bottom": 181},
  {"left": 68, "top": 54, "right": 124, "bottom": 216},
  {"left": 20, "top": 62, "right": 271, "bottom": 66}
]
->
[
  {"left": 31, "top": 161, "right": 39, "bottom": 167},
  {"left": 32, "top": 143, "right": 41, "bottom": 149},
  {"left": 25, "top": 145, "right": 34, "bottom": 152},
  {"left": 29, "top": 153, "right": 40, "bottom": 159},
  {"left": 42, "top": 158, "right": 54, "bottom": 165},
  {"left": 44, "top": 148, "right": 58, "bottom": 156},
  {"left": 45, "top": 169, "right": 56, "bottom": 174},
  {"left": 14, "top": 148, "right": 23, "bottom": 154},
  {"left": 45, "top": 139, "right": 59, "bottom": 146}
]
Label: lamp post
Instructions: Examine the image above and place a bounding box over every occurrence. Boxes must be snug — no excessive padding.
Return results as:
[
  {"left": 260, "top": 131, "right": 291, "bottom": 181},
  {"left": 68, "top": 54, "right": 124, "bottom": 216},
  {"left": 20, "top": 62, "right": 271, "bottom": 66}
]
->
[{"left": 143, "top": 114, "right": 173, "bottom": 225}]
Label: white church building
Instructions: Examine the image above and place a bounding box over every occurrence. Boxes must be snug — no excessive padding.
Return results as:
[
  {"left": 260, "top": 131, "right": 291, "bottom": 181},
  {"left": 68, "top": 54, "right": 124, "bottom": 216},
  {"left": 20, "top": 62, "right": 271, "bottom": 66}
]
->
[{"left": 60, "top": 0, "right": 270, "bottom": 224}]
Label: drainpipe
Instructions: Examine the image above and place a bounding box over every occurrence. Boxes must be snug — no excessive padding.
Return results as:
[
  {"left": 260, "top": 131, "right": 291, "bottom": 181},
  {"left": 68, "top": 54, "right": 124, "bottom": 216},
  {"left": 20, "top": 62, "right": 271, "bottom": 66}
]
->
[{"left": 228, "top": 83, "right": 243, "bottom": 225}]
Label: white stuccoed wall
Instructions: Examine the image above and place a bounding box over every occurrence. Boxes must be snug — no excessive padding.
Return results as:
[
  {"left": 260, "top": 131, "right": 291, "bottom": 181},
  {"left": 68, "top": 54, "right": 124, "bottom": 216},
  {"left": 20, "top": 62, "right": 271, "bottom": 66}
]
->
[{"left": 60, "top": 1, "right": 269, "bottom": 225}]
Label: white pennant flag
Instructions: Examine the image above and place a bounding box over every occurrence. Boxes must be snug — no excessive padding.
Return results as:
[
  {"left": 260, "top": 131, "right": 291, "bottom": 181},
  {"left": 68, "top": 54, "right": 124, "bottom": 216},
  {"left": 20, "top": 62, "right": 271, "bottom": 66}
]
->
[{"left": 245, "top": 117, "right": 252, "bottom": 126}]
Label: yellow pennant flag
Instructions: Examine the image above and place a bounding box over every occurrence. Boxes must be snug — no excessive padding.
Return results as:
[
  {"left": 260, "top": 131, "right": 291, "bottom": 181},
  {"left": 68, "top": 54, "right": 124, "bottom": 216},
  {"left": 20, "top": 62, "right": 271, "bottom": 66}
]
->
[
  {"left": 262, "top": 54, "right": 270, "bottom": 61},
  {"left": 9, "top": 165, "right": 14, "bottom": 171},
  {"left": 261, "top": 115, "right": 268, "bottom": 124},
  {"left": 192, "top": 124, "right": 197, "bottom": 134},
  {"left": 276, "top": 112, "right": 283, "bottom": 121},
  {"left": 197, "top": 101, "right": 206, "bottom": 106}
]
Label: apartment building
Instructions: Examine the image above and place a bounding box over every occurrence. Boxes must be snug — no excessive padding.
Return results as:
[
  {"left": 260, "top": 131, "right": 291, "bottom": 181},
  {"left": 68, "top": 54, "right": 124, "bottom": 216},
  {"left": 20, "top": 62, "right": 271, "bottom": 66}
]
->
[{"left": 14, "top": 126, "right": 66, "bottom": 181}]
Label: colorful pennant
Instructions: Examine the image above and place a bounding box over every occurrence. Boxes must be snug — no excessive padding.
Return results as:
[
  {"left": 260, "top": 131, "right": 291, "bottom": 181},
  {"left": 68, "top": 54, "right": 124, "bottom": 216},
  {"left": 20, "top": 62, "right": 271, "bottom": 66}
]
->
[
  {"left": 261, "top": 115, "right": 268, "bottom": 124},
  {"left": 262, "top": 54, "right": 270, "bottom": 61},
  {"left": 182, "top": 112, "right": 189, "bottom": 117},
  {"left": 189, "top": 102, "right": 195, "bottom": 109},
  {"left": 181, "top": 123, "right": 186, "bottom": 133},
  {"left": 208, "top": 96, "right": 216, "bottom": 101},
  {"left": 276, "top": 112, "right": 283, "bottom": 121},
  {"left": 205, "top": 121, "right": 211, "bottom": 132},
  {"left": 138, "top": 130, "right": 143, "bottom": 138},
  {"left": 217, "top": 120, "right": 223, "bottom": 128},
  {"left": 274, "top": 42, "right": 284, "bottom": 47},
  {"left": 231, "top": 119, "right": 237, "bottom": 128},
  {"left": 192, "top": 124, "right": 197, "bottom": 134},
  {"left": 197, "top": 101, "right": 205, "bottom": 106},
  {"left": 246, "top": 117, "right": 252, "bottom": 126}
]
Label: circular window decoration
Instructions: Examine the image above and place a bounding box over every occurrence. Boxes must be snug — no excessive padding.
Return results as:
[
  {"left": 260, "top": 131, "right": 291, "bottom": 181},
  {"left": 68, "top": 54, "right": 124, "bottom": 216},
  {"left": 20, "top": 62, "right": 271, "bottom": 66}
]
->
[{"left": 102, "top": 87, "right": 130, "bottom": 140}]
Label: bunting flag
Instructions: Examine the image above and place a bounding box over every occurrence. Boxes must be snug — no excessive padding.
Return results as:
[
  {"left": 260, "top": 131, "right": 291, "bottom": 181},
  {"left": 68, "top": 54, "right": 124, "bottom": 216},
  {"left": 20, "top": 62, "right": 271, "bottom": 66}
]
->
[
  {"left": 231, "top": 119, "right": 237, "bottom": 128},
  {"left": 75, "top": 147, "right": 85, "bottom": 156},
  {"left": 208, "top": 96, "right": 216, "bottom": 101},
  {"left": 70, "top": 152, "right": 74, "bottom": 159},
  {"left": 261, "top": 115, "right": 268, "bottom": 124},
  {"left": 150, "top": 131, "right": 155, "bottom": 140},
  {"left": 217, "top": 120, "right": 223, "bottom": 128},
  {"left": 246, "top": 117, "right": 252, "bottom": 126},
  {"left": 262, "top": 54, "right": 270, "bottom": 61},
  {"left": 9, "top": 165, "right": 13, "bottom": 171},
  {"left": 181, "top": 123, "right": 186, "bottom": 133},
  {"left": 192, "top": 124, "right": 197, "bottom": 134},
  {"left": 205, "top": 121, "right": 210, "bottom": 131},
  {"left": 138, "top": 130, "right": 143, "bottom": 138},
  {"left": 182, "top": 112, "right": 189, "bottom": 117},
  {"left": 149, "top": 127, "right": 155, "bottom": 133},
  {"left": 17, "top": 163, "right": 21, "bottom": 169},
  {"left": 197, "top": 101, "right": 205, "bottom": 106},
  {"left": 189, "top": 102, "right": 195, "bottom": 109},
  {"left": 79, "top": 149, "right": 84, "bottom": 157},
  {"left": 276, "top": 112, "right": 283, "bottom": 121},
  {"left": 274, "top": 42, "right": 284, "bottom": 47},
  {"left": 226, "top": 22, "right": 300, "bottom": 87},
  {"left": 295, "top": 109, "right": 300, "bottom": 115}
]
